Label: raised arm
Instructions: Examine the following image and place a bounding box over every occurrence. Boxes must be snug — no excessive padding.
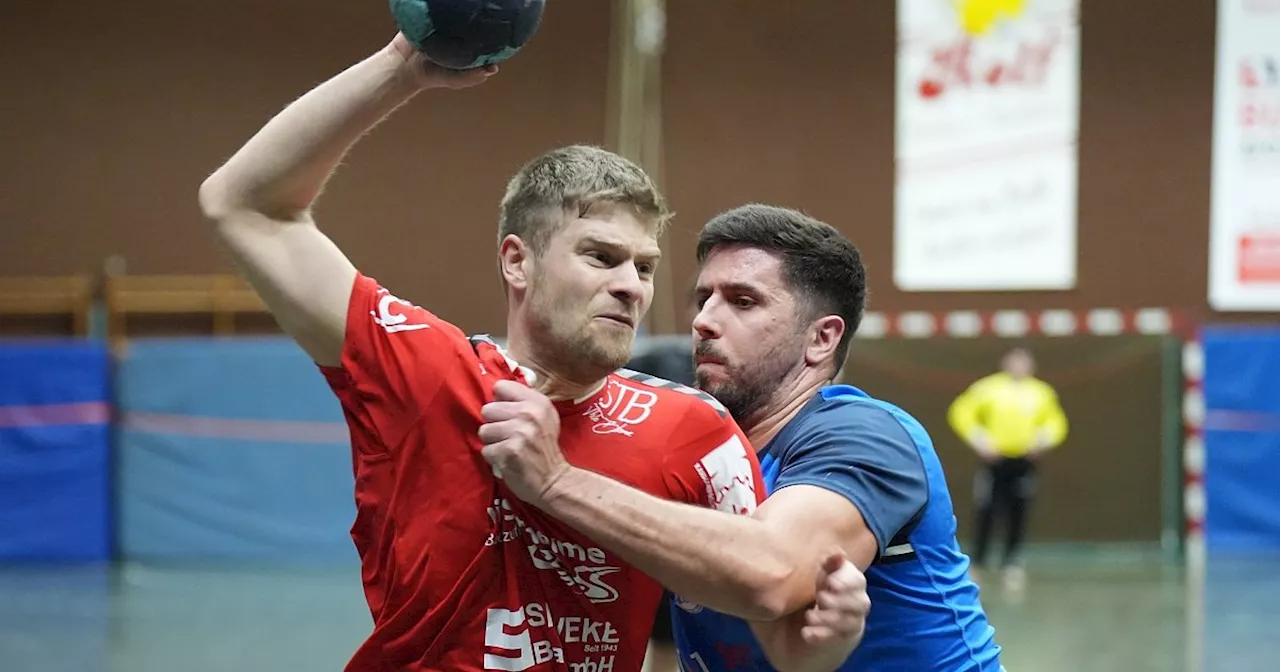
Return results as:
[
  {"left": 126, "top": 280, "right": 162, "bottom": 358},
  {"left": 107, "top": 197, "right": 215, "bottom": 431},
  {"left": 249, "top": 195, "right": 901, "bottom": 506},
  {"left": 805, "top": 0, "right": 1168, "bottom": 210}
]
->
[{"left": 196, "top": 34, "right": 493, "bottom": 366}]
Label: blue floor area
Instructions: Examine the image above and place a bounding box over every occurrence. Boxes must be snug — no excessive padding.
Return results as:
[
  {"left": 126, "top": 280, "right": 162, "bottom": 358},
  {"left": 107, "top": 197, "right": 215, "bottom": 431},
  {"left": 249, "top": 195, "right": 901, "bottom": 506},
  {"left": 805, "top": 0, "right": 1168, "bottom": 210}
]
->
[
  {"left": 0, "top": 563, "right": 371, "bottom": 672},
  {"left": 1, "top": 549, "right": 1277, "bottom": 671}
]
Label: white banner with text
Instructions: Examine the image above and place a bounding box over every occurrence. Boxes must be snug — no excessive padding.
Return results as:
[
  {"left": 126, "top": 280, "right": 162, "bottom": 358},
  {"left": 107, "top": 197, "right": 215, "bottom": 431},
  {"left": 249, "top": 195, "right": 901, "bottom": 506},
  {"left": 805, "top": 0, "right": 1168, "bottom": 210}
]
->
[
  {"left": 895, "top": 0, "right": 1079, "bottom": 291},
  {"left": 1209, "top": 0, "right": 1280, "bottom": 311}
]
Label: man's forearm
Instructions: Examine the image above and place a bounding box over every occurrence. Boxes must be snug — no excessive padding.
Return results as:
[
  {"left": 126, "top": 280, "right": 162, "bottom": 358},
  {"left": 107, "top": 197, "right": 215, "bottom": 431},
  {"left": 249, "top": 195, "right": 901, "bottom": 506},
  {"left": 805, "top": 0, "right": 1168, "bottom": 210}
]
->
[
  {"left": 752, "top": 611, "right": 863, "bottom": 672},
  {"left": 200, "top": 43, "right": 421, "bottom": 217},
  {"left": 542, "top": 467, "right": 807, "bottom": 621}
]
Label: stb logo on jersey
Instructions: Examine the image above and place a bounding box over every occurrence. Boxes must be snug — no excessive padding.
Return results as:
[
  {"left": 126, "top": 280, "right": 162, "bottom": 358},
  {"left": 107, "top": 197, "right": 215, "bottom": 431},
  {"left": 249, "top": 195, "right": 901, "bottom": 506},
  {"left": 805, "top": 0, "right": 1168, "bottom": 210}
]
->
[
  {"left": 371, "top": 290, "right": 430, "bottom": 333},
  {"left": 583, "top": 380, "right": 658, "bottom": 437}
]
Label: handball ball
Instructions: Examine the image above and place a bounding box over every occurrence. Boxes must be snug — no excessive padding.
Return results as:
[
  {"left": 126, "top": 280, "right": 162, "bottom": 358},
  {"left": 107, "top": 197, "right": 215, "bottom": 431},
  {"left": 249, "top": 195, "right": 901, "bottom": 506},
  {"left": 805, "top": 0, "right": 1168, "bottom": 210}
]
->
[{"left": 391, "top": 0, "right": 546, "bottom": 70}]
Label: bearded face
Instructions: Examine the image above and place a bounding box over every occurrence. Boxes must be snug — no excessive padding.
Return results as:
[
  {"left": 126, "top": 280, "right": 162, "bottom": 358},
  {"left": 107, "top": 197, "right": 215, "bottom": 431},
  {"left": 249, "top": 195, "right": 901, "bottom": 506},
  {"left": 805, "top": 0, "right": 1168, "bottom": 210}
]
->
[
  {"left": 691, "top": 246, "right": 812, "bottom": 425},
  {"left": 516, "top": 206, "right": 660, "bottom": 383}
]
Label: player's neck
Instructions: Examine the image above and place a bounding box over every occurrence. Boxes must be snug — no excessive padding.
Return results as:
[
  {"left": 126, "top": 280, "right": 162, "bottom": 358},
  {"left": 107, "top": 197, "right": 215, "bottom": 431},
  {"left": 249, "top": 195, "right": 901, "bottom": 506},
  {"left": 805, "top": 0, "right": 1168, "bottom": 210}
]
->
[
  {"left": 536, "top": 370, "right": 609, "bottom": 404},
  {"left": 742, "top": 373, "right": 829, "bottom": 449},
  {"left": 503, "top": 334, "right": 608, "bottom": 403}
]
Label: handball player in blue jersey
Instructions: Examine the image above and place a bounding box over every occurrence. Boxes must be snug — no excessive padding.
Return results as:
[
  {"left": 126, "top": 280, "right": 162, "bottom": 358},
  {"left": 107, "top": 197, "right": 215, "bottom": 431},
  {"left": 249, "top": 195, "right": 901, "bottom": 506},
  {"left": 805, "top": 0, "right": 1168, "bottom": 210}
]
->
[
  {"left": 673, "top": 204, "right": 1002, "bottom": 671},
  {"left": 481, "top": 204, "right": 1000, "bottom": 671}
]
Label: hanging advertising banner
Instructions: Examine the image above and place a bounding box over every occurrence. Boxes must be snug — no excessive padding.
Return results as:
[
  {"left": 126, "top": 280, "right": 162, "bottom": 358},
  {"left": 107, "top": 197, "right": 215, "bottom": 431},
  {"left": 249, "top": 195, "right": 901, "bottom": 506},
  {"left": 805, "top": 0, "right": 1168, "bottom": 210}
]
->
[
  {"left": 895, "top": 0, "right": 1080, "bottom": 291},
  {"left": 1209, "top": 0, "right": 1280, "bottom": 311}
]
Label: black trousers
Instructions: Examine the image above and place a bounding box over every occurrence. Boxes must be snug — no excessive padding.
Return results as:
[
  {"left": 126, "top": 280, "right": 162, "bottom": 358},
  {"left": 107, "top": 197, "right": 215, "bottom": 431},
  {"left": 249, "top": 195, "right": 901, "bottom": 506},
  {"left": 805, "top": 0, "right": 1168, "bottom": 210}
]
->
[{"left": 973, "top": 457, "right": 1037, "bottom": 568}]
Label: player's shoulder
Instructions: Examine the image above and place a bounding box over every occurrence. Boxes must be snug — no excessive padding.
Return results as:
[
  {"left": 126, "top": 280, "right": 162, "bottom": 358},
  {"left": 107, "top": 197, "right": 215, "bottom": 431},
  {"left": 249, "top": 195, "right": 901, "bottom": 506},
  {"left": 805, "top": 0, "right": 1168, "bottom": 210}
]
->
[
  {"left": 765, "top": 388, "right": 930, "bottom": 479},
  {"left": 801, "top": 386, "right": 926, "bottom": 446},
  {"left": 354, "top": 272, "right": 468, "bottom": 340},
  {"left": 610, "top": 368, "right": 730, "bottom": 422}
]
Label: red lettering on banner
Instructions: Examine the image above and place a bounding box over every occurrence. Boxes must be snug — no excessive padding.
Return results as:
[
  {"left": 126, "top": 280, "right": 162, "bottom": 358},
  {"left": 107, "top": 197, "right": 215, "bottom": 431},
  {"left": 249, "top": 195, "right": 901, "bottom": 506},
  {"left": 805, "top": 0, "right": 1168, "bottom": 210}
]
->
[
  {"left": 918, "top": 33, "right": 1060, "bottom": 101},
  {"left": 1238, "top": 234, "right": 1280, "bottom": 283}
]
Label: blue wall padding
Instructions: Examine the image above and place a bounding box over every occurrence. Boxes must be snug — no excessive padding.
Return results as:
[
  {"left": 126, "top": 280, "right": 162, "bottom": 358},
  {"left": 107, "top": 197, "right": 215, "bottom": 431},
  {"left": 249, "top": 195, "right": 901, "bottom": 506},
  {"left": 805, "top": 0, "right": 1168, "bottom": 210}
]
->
[
  {"left": 1202, "top": 326, "right": 1280, "bottom": 553},
  {"left": 0, "top": 340, "right": 112, "bottom": 561},
  {"left": 115, "top": 338, "right": 359, "bottom": 565}
]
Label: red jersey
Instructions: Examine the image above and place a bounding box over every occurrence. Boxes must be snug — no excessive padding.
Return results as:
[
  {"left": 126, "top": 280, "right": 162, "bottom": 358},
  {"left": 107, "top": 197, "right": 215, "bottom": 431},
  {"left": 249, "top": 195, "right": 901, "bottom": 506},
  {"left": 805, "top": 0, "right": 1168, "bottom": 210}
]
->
[{"left": 320, "top": 274, "right": 765, "bottom": 672}]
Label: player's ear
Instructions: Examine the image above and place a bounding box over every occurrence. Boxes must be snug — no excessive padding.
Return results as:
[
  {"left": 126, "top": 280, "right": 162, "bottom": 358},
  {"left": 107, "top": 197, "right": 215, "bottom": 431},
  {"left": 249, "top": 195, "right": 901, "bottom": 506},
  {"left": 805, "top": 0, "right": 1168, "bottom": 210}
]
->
[
  {"left": 499, "top": 235, "right": 532, "bottom": 290},
  {"left": 805, "top": 314, "right": 845, "bottom": 368}
]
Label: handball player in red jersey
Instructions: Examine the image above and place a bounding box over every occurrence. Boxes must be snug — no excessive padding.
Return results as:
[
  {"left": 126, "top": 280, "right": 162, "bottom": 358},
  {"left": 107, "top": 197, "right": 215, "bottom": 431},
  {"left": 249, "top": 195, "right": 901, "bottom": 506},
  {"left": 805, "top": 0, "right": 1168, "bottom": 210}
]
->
[{"left": 197, "top": 33, "right": 795, "bottom": 672}]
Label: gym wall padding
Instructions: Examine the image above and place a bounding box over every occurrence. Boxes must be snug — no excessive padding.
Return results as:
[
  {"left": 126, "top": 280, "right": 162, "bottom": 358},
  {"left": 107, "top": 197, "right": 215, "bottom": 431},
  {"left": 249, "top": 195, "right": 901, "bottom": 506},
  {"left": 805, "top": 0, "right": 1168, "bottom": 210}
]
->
[
  {"left": 115, "top": 338, "right": 358, "bottom": 565},
  {"left": 1202, "top": 327, "right": 1280, "bottom": 553},
  {"left": 0, "top": 340, "right": 112, "bottom": 561}
]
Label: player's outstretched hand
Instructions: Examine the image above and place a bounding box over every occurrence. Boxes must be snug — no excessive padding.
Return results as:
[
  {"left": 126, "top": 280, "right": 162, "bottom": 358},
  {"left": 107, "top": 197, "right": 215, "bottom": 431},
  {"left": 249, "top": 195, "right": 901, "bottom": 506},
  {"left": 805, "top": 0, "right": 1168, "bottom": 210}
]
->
[
  {"left": 801, "top": 552, "right": 870, "bottom": 647},
  {"left": 479, "top": 380, "right": 571, "bottom": 505},
  {"left": 387, "top": 33, "right": 498, "bottom": 90}
]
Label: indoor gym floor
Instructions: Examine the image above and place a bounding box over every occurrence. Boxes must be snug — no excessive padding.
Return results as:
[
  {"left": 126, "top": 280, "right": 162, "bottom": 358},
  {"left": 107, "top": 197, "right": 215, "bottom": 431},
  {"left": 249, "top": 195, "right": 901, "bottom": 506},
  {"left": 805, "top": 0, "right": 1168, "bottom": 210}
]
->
[{"left": 1, "top": 547, "right": 1277, "bottom": 672}]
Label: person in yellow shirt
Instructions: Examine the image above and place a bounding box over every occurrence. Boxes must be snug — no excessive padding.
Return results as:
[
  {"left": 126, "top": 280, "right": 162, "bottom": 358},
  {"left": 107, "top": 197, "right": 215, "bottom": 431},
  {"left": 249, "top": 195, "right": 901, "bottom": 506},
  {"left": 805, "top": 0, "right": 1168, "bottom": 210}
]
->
[{"left": 947, "top": 347, "right": 1068, "bottom": 589}]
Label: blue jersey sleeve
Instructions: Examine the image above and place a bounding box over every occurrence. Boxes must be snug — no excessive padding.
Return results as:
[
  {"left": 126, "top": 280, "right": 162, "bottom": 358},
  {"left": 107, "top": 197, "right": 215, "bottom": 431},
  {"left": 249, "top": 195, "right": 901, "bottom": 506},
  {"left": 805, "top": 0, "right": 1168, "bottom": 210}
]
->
[{"left": 773, "top": 403, "right": 929, "bottom": 556}]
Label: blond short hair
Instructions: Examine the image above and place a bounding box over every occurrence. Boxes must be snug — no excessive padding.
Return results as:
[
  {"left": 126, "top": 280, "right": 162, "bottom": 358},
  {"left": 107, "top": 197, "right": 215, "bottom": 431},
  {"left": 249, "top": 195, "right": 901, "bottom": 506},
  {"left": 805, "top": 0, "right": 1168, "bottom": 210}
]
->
[{"left": 498, "top": 145, "right": 671, "bottom": 253}]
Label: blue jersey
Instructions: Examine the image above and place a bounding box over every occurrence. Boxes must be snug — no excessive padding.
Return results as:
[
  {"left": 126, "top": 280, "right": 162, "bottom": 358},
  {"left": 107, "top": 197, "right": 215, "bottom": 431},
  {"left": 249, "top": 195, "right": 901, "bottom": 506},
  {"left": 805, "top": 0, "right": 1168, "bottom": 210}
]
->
[{"left": 671, "top": 385, "right": 1001, "bottom": 671}]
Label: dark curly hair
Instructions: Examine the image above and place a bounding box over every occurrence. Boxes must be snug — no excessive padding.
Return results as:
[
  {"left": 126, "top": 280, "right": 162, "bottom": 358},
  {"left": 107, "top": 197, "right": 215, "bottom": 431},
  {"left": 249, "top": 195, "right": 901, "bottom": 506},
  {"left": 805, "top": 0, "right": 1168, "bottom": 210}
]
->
[{"left": 696, "top": 204, "right": 867, "bottom": 376}]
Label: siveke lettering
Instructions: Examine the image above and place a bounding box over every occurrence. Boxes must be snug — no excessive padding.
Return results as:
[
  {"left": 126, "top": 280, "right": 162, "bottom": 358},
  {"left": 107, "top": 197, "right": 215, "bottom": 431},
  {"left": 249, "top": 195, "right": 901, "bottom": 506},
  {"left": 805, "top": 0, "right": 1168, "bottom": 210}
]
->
[{"left": 524, "top": 603, "right": 621, "bottom": 645}]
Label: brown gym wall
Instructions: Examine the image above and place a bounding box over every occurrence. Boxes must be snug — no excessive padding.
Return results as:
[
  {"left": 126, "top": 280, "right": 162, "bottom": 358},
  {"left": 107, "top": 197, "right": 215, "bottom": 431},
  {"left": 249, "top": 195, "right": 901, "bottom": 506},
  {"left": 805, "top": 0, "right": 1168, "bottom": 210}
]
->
[
  {"left": 0, "top": 0, "right": 1262, "bottom": 544},
  {"left": 2, "top": 1, "right": 1272, "bottom": 329},
  {"left": 656, "top": 0, "right": 1224, "bottom": 545},
  {"left": 0, "top": 0, "right": 613, "bottom": 338},
  {"left": 660, "top": 0, "right": 1260, "bottom": 325}
]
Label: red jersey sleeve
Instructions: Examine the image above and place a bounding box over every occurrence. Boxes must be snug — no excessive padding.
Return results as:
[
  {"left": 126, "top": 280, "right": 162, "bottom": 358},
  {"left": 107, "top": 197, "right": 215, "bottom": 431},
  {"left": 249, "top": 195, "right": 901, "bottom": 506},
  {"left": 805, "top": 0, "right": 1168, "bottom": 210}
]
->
[
  {"left": 661, "top": 403, "right": 766, "bottom": 516},
  {"left": 320, "top": 273, "right": 473, "bottom": 456}
]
